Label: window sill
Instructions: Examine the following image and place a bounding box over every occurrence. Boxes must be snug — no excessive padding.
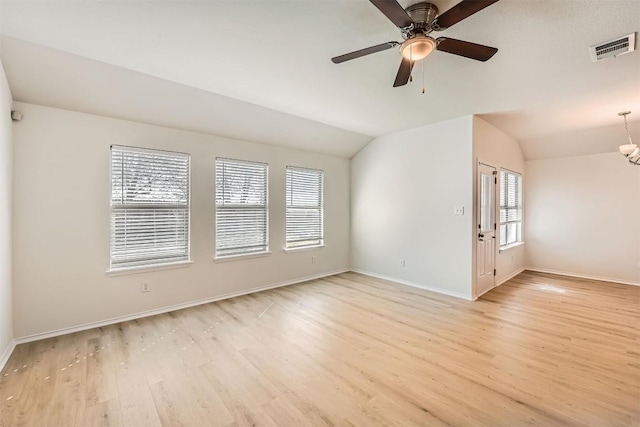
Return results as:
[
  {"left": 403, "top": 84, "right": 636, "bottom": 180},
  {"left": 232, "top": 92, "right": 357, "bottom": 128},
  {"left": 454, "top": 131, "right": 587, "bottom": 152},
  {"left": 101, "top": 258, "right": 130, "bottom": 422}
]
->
[
  {"left": 106, "top": 260, "right": 193, "bottom": 276},
  {"left": 213, "top": 251, "right": 271, "bottom": 263},
  {"left": 499, "top": 242, "right": 525, "bottom": 253},
  {"left": 284, "top": 244, "right": 326, "bottom": 253}
]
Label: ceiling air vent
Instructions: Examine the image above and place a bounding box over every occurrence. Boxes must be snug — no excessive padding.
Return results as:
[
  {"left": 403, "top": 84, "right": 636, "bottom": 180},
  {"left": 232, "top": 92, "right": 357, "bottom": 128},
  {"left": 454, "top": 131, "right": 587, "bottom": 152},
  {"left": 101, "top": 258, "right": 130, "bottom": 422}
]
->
[{"left": 590, "top": 33, "right": 636, "bottom": 62}]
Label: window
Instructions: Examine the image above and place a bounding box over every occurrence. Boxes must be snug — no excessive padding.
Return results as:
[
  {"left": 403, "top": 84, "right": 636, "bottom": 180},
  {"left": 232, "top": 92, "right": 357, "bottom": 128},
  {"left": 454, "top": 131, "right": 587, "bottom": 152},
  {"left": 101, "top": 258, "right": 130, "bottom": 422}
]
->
[
  {"left": 499, "top": 170, "right": 522, "bottom": 248},
  {"left": 286, "top": 166, "right": 324, "bottom": 249},
  {"left": 215, "top": 158, "right": 268, "bottom": 257},
  {"left": 110, "top": 146, "right": 190, "bottom": 269}
]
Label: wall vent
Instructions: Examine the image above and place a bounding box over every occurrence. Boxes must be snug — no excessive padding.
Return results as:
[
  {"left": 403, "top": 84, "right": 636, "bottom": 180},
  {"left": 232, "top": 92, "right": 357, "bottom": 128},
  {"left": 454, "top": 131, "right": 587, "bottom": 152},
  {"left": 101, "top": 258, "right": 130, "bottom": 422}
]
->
[{"left": 590, "top": 33, "right": 636, "bottom": 62}]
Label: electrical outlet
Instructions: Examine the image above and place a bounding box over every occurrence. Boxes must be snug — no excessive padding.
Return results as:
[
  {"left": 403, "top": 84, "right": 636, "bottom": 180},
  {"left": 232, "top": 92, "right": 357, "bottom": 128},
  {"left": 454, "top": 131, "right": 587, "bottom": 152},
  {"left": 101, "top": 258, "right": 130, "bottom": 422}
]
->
[
  {"left": 400, "top": 259, "right": 406, "bottom": 267},
  {"left": 311, "top": 256, "right": 316, "bottom": 264},
  {"left": 141, "top": 283, "right": 150, "bottom": 293},
  {"left": 453, "top": 206, "right": 464, "bottom": 215}
]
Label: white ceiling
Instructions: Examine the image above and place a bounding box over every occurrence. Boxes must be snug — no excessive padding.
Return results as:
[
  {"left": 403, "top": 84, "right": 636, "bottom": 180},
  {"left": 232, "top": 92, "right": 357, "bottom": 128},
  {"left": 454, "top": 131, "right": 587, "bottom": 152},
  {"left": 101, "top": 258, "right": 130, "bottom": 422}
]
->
[
  {"left": 1, "top": 0, "right": 639, "bottom": 159},
  {"left": 1, "top": 37, "right": 372, "bottom": 158}
]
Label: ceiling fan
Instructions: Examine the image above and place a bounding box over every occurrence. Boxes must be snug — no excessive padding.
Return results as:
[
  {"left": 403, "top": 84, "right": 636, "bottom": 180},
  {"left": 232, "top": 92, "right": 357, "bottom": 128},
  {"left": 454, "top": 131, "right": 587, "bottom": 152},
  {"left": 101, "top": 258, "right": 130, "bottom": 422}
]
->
[{"left": 332, "top": 0, "right": 499, "bottom": 87}]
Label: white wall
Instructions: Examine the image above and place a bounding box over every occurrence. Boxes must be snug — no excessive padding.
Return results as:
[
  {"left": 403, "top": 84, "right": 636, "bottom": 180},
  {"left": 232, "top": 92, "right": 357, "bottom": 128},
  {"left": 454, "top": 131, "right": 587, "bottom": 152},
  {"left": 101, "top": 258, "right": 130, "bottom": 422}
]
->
[
  {"left": 473, "top": 117, "right": 525, "bottom": 294},
  {"left": 526, "top": 152, "right": 640, "bottom": 285},
  {"left": 12, "top": 102, "right": 351, "bottom": 338},
  {"left": 351, "top": 116, "right": 474, "bottom": 299},
  {"left": 0, "top": 58, "right": 14, "bottom": 360}
]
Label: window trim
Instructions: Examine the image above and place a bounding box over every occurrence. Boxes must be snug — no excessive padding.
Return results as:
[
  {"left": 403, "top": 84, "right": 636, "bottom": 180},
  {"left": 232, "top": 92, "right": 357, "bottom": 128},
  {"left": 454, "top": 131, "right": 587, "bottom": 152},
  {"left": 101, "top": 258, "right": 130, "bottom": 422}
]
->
[
  {"left": 284, "top": 244, "right": 326, "bottom": 253},
  {"left": 109, "top": 145, "right": 191, "bottom": 272},
  {"left": 106, "top": 260, "right": 193, "bottom": 276},
  {"left": 499, "top": 168, "right": 523, "bottom": 249},
  {"left": 214, "top": 157, "right": 270, "bottom": 259},
  {"left": 285, "top": 166, "right": 324, "bottom": 250},
  {"left": 212, "top": 251, "right": 272, "bottom": 263},
  {"left": 498, "top": 241, "right": 525, "bottom": 253}
]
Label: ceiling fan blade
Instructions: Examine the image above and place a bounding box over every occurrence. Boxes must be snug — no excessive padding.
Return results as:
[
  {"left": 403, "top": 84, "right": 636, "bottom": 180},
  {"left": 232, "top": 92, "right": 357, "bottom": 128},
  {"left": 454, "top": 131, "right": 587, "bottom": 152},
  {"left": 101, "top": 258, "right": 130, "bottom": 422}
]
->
[
  {"left": 436, "top": 38, "right": 498, "bottom": 61},
  {"left": 369, "top": 0, "right": 414, "bottom": 28},
  {"left": 432, "top": 0, "right": 499, "bottom": 30},
  {"left": 332, "top": 42, "right": 399, "bottom": 64},
  {"left": 393, "top": 57, "right": 414, "bottom": 87}
]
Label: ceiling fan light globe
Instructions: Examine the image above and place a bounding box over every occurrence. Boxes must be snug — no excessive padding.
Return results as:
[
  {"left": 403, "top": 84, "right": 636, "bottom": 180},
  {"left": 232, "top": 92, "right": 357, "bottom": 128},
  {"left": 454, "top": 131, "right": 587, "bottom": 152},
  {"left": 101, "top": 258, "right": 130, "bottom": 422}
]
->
[
  {"left": 401, "top": 36, "right": 436, "bottom": 61},
  {"left": 619, "top": 143, "right": 638, "bottom": 156},
  {"left": 630, "top": 146, "right": 640, "bottom": 158}
]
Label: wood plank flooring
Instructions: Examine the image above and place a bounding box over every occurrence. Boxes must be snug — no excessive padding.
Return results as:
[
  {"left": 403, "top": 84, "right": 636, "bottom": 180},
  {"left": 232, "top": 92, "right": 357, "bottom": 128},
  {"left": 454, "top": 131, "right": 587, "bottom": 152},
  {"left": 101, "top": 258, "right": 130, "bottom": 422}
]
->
[{"left": 1, "top": 271, "right": 639, "bottom": 426}]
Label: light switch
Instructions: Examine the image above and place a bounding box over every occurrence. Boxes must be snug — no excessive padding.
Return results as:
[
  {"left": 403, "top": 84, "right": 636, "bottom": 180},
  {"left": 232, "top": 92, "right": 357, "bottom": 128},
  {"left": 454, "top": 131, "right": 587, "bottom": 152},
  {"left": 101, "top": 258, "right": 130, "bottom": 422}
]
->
[{"left": 453, "top": 206, "right": 464, "bottom": 215}]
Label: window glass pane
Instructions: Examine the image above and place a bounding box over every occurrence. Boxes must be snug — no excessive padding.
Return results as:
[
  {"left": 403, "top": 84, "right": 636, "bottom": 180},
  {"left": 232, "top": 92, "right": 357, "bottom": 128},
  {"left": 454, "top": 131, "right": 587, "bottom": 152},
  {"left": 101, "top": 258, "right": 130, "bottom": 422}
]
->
[
  {"left": 499, "top": 170, "right": 522, "bottom": 248},
  {"left": 286, "top": 167, "right": 324, "bottom": 248},
  {"left": 506, "top": 173, "right": 517, "bottom": 207},
  {"left": 480, "top": 173, "right": 494, "bottom": 232},
  {"left": 499, "top": 171, "right": 506, "bottom": 207},
  {"left": 110, "top": 146, "right": 190, "bottom": 269},
  {"left": 506, "top": 223, "right": 517, "bottom": 245},
  {"left": 215, "top": 158, "right": 268, "bottom": 257}
]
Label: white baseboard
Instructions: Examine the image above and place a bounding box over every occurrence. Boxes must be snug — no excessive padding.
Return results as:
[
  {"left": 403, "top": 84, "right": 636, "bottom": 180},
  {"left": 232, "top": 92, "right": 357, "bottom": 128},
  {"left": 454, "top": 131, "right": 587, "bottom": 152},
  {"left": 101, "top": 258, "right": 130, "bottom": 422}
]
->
[
  {"left": 15, "top": 269, "right": 349, "bottom": 344},
  {"left": 0, "top": 339, "right": 16, "bottom": 372},
  {"left": 525, "top": 268, "right": 639, "bottom": 287},
  {"left": 473, "top": 268, "right": 526, "bottom": 300},
  {"left": 497, "top": 268, "right": 526, "bottom": 287},
  {"left": 351, "top": 269, "right": 473, "bottom": 301}
]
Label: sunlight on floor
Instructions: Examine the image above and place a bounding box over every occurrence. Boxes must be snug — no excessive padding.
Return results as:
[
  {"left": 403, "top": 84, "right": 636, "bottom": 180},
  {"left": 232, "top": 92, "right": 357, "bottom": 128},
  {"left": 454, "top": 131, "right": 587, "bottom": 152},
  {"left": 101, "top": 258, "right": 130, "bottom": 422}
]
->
[{"left": 537, "top": 284, "right": 567, "bottom": 294}]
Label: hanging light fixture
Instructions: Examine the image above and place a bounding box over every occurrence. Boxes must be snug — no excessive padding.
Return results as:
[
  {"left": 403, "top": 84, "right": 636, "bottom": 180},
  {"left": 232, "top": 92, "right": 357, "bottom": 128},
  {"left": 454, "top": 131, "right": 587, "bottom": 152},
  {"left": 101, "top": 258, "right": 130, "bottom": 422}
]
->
[{"left": 618, "top": 111, "right": 639, "bottom": 166}]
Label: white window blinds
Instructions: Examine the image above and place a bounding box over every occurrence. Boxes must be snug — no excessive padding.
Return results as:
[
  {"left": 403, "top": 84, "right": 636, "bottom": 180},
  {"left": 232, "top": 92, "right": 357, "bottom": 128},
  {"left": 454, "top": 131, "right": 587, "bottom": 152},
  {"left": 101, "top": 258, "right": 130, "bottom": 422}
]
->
[
  {"left": 215, "top": 158, "right": 268, "bottom": 257},
  {"left": 286, "top": 166, "right": 324, "bottom": 248},
  {"left": 110, "top": 146, "right": 190, "bottom": 269},
  {"left": 499, "top": 170, "right": 522, "bottom": 247}
]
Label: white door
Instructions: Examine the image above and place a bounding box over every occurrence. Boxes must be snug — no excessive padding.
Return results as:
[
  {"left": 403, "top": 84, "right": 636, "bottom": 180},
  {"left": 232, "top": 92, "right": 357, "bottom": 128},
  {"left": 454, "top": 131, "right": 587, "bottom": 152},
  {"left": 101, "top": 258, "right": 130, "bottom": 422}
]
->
[{"left": 477, "top": 163, "right": 496, "bottom": 297}]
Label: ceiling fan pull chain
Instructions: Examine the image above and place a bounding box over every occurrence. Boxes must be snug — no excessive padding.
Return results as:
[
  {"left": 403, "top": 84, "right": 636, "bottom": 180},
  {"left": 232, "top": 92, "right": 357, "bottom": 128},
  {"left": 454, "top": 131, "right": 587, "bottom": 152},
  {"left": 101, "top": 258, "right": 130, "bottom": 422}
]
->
[{"left": 421, "top": 59, "right": 425, "bottom": 94}]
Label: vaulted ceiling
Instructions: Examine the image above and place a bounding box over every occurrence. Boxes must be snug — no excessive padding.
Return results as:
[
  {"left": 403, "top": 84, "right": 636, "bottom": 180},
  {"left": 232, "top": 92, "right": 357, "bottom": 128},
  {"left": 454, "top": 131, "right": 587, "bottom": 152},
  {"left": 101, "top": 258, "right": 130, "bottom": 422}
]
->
[{"left": 1, "top": 0, "right": 639, "bottom": 158}]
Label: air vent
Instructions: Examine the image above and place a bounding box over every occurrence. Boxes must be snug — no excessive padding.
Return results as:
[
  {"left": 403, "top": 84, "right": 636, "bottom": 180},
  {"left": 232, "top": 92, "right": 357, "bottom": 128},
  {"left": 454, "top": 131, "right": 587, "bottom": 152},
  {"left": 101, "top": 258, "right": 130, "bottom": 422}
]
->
[{"left": 590, "top": 33, "right": 636, "bottom": 62}]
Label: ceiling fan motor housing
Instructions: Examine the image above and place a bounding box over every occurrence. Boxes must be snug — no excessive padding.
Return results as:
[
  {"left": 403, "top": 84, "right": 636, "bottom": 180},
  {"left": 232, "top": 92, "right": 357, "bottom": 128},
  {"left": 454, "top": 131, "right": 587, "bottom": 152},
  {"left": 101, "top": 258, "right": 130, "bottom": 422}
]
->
[
  {"left": 400, "top": 2, "right": 439, "bottom": 60},
  {"left": 405, "top": 2, "right": 439, "bottom": 35}
]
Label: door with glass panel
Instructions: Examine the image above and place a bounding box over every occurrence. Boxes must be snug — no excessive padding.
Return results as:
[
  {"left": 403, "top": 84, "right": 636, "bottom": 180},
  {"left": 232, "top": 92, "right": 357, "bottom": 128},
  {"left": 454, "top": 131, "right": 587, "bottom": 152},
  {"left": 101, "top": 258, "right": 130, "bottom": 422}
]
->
[{"left": 477, "top": 163, "right": 496, "bottom": 297}]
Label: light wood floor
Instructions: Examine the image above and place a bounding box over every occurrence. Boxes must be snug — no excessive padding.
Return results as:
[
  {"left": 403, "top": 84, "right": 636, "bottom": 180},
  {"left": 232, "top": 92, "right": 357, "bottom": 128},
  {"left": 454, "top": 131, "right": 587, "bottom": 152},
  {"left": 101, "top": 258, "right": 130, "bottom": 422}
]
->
[{"left": 1, "top": 271, "right": 639, "bottom": 426}]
